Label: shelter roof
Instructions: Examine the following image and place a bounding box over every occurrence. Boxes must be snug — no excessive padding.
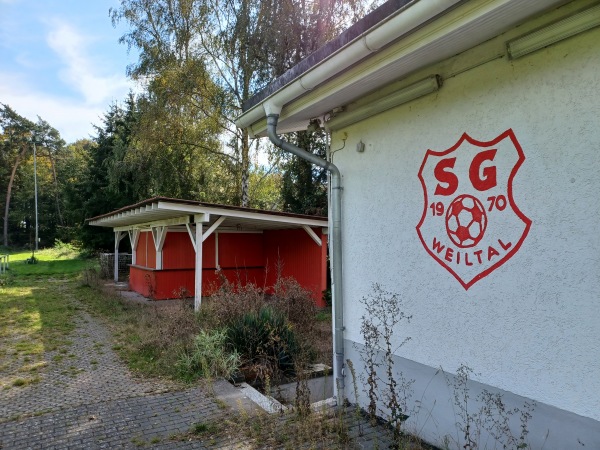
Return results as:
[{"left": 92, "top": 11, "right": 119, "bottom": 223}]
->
[{"left": 87, "top": 197, "right": 327, "bottom": 231}]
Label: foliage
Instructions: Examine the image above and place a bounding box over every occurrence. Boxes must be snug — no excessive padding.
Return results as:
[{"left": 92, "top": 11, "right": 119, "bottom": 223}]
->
[
  {"left": 447, "top": 364, "right": 535, "bottom": 450},
  {"left": 177, "top": 329, "right": 240, "bottom": 381},
  {"left": 0, "top": 104, "right": 66, "bottom": 248},
  {"left": 227, "top": 305, "right": 300, "bottom": 382},
  {"left": 110, "top": 0, "right": 384, "bottom": 210},
  {"left": 76, "top": 97, "right": 141, "bottom": 250}
]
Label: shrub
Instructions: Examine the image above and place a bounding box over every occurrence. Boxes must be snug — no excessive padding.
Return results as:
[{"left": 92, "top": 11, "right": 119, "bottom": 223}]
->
[
  {"left": 206, "top": 275, "right": 267, "bottom": 327},
  {"left": 207, "top": 276, "right": 317, "bottom": 335},
  {"left": 271, "top": 277, "right": 316, "bottom": 336},
  {"left": 177, "top": 329, "right": 240, "bottom": 381},
  {"left": 227, "top": 306, "right": 300, "bottom": 382}
]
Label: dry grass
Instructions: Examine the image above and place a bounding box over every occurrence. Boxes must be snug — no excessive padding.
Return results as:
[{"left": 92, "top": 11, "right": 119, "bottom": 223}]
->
[{"left": 173, "top": 401, "right": 432, "bottom": 449}]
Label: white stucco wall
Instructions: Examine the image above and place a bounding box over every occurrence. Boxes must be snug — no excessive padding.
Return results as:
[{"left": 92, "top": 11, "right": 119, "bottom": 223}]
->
[{"left": 335, "top": 24, "right": 600, "bottom": 421}]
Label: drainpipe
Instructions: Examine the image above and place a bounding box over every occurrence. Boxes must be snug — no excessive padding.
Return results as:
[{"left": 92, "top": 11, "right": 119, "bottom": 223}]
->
[{"left": 265, "top": 110, "right": 345, "bottom": 398}]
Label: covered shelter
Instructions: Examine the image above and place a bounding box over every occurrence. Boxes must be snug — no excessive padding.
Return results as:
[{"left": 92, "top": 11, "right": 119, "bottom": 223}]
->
[{"left": 88, "top": 197, "right": 328, "bottom": 310}]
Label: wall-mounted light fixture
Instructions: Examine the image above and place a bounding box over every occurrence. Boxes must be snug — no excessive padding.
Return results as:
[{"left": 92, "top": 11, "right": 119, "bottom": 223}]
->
[
  {"left": 325, "top": 75, "right": 442, "bottom": 131},
  {"left": 507, "top": 3, "right": 600, "bottom": 59}
]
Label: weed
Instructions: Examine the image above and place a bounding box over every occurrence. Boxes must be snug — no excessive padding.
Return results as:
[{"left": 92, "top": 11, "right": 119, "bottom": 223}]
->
[
  {"left": 130, "top": 436, "right": 146, "bottom": 447},
  {"left": 346, "top": 359, "right": 363, "bottom": 437},
  {"left": 190, "top": 421, "right": 219, "bottom": 434},
  {"left": 446, "top": 364, "right": 536, "bottom": 449},
  {"left": 356, "top": 284, "right": 414, "bottom": 437},
  {"left": 176, "top": 329, "right": 240, "bottom": 381}
]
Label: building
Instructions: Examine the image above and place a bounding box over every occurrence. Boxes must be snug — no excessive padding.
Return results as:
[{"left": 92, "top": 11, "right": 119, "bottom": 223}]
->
[
  {"left": 89, "top": 197, "right": 328, "bottom": 309},
  {"left": 236, "top": 0, "right": 600, "bottom": 447}
]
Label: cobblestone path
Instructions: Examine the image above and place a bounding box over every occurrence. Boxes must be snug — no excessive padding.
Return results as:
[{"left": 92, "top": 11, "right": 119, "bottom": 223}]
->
[{"left": 0, "top": 302, "right": 245, "bottom": 449}]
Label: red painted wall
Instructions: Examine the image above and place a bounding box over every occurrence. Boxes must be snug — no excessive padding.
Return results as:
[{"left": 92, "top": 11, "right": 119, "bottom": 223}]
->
[
  {"left": 162, "top": 232, "right": 195, "bottom": 269},
  {"left": 264, "top": 228, "right": 327, "bottom": 307},
  {"left": 129, "top": 228, "right": 327, "bottom": 305},
  {"left": 218, "top": 233, "right": 263, "bottom": 268},
  {"left": 135, "top": 231, "right": 156, "bottom": 268}
]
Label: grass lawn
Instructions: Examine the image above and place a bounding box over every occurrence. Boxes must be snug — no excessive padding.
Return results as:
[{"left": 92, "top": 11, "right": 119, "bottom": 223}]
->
[{"left": 0, "top": 248, "right": 89, "bottom": 390}]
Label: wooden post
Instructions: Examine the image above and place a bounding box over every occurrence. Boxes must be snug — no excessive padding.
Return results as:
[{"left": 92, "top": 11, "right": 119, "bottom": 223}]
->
[
  {"left": 152, "top": 226, "right": 167, "bottom": 270},
  {"left": 195, "top": 222, "right": 203, "bottom": 312},
  {"left": 114, "top": 231, "right": 124, "bottom": 282},
  {"left": 128, "top": 229, "right": 140, "bottom": 265}
]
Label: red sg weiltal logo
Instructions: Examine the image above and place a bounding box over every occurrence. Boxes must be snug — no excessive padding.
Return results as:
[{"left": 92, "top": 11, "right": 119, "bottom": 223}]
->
[{"left": 416, "top": 129, "right": 532, "bottom": 290}]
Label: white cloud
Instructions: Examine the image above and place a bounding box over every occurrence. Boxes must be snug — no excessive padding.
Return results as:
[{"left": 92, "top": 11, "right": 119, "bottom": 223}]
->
[
  {"left": 0, "top": 72, "right": 105, "bottom": 142},
  {"left": 0, "top": 19, "right": 136, "bottom": 143},
  {"left": 46, "top": 19, "right": 131, "bottom": 106}
]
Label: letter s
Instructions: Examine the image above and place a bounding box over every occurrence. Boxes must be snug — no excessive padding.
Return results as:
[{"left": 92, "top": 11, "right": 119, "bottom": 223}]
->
[{"left": 434, "top": 157, "right": 458, "bottom": 196}]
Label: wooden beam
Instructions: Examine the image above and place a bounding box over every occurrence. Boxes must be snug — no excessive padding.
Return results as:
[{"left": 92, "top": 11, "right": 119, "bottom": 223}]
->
[
  {"left": 202, "top": 216, "right": 226, "bottom": 242},
  {"left": 185, "top": 223, "right": 197, "bottom": 252},
  {"left": 186, "top": 213, "right": 210, "bottom": 252},
  {"left": 128, "top": 229, "right": 140, "bottom": 265},
  {"left": 151, "top": 226, "right": 167, "bottom": 270},
  {"left": 197, "top": 205, "right": 327, "bottom": 227},
  {"left": 113, "top": 215, "right": 191, "bottom": 232},
  {"left": 302, "top": 225, "right": 322, "bottom": 246},
  {"left": 194, "top": 223, "right": 203, "bottom": 312}
]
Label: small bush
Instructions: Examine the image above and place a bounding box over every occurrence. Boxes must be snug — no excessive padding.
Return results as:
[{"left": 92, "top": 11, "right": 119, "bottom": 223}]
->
[
  {"left": 227, "top": 306, "right": 300, "bottom": 383},
  {"left": 53, "top": 239, "right": 79, "bottom": 257},
  {"left": 206, "top": 276, "right": 266, "bottom": 327},
  {"left": 271, "top": 277, "right": 316, "bottom": 336},
  {"left": 177, "top": 329, "right": 240, "bottom": 381}
]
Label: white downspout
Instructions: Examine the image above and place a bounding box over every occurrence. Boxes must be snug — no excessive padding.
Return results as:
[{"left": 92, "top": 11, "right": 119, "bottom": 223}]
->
[{"left": 265, "top": 106, "right": 346, "bottom": 399}]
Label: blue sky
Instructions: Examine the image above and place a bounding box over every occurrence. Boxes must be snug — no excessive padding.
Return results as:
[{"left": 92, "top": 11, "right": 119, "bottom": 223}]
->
[{"left": 0, "top": 0, "right": 138, "bottom": 143}]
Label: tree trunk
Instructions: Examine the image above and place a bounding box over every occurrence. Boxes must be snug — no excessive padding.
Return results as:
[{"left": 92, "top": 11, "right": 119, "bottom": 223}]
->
[
  {"left": 48, "top": 150, "right": 64, "bottom": 226},
  {"left": 3, "top": 146, "right": 27, "bottom": 247},
  {"left": 241, "top": 127, "right": 250, "bottom": 207}
]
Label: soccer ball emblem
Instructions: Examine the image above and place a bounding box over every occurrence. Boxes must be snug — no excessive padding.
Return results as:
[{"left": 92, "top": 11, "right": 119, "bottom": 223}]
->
[{"left": 445, "top": 194, "right": 487, "bottom": 248}]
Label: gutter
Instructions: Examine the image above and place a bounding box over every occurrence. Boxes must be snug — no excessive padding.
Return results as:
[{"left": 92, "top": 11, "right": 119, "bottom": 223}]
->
[
  {"left": 236, "top": 0, "right": 462, "bottom": 131},
  {"left": 265, "top": 109, "right": 346, "bottom": 398}
]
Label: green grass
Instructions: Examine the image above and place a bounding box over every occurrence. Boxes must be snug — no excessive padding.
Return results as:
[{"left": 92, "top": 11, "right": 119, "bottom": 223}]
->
[
  {"left": 0, "top": 247, "right": 88, "bottom": 390},
  {"left": 5, "top": 248, "right": 90, "bottom": 277}
]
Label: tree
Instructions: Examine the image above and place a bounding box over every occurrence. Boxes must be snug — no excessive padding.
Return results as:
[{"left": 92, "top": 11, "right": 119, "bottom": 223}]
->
[
  {"left": 1, "top": 104, "right": 66, "bottom": 247},
  {"left": 110, "top": 0, "right": 384, "bottom": 211},
  {"left": 77, "top": 98, "right": 141, "bottom": 250},
  {"left": 1, "top": 104, "right": 34, "bottom": 246},
  {"left": 111, "top": 0, "right": 248, "bottom": 203},
  {"left": 56, "top": 139, "right": 95, "bottom": 243}
]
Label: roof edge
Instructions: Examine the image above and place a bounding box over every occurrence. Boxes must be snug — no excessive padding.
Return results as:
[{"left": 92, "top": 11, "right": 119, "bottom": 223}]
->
[
  {"left": 241, "top": 0, "right": 416, "bottom": 112},
  {"left": 86, "top": 196, "right": 327, "bottom": 223}
]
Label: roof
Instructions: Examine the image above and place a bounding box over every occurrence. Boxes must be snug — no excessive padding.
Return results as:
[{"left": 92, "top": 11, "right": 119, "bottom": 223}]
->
[
  {"left": 242, "top": 0, "right": 415, "bottom": 111},
  {"left": 236, "top": 0, "right": 571, "bottom": 136},
  {"left": 88, "top": 197, "right": 327, "bottom": 231}
]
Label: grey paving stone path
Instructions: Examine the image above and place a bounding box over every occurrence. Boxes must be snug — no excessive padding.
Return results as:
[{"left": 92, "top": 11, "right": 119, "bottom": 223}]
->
[{"left": 0, "top": 300, "right": 250, "bottom": 449}]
